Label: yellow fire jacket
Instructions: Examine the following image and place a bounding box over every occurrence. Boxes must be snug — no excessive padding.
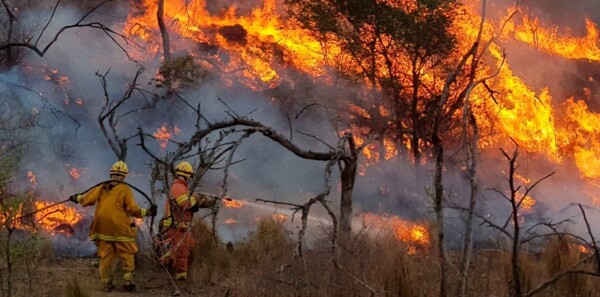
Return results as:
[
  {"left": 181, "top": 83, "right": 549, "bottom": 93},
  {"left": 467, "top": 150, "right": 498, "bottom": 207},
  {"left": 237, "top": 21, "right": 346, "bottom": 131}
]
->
[{"left": 77, "top": 182, "right": 148, "bottom": 242}]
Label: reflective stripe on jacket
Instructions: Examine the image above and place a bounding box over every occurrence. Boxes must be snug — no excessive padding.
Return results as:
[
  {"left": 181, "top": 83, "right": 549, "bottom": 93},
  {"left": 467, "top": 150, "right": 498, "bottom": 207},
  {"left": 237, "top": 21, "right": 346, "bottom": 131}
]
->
[{"left": 162, "top": 178, "right": 197, "bottom": 229}]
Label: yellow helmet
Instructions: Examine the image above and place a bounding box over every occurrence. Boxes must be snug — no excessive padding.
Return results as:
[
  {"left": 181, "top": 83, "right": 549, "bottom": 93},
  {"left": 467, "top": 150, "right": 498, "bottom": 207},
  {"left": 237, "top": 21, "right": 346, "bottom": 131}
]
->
[
  {"left": 175, "top": 161, "right": 193, "bottom": 178},
  {"left": 110, "top": 160, "right": 128, "bottom": 177}
]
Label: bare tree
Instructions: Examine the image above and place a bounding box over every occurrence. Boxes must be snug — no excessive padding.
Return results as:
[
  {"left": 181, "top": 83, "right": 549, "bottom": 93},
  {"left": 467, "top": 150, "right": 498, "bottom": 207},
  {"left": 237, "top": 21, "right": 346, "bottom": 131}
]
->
[
  {"left": 138, "top": 98, "right": 360, "bottom": 240},
  {"left": 0, "top": 0, "right": 139, "bottom": 62},
  {"left": 451, "top": 144, "right": 582, "bottom": 297},
  {"left": 96, "top": 67, "right": 159, "bottom": 161},
  {"left": 157, "top": 0, "right": 171, "bottom": 61},
  {"left": 495, "top": 146, "right": 554, "bottom": 296}
]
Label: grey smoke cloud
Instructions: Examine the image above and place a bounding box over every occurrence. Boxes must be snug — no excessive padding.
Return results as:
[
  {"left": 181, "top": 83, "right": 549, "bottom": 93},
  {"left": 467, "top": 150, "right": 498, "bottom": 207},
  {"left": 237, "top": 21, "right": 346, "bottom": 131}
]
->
[{"left": 2, "top": 0, "right": 600, "bottom": 247}]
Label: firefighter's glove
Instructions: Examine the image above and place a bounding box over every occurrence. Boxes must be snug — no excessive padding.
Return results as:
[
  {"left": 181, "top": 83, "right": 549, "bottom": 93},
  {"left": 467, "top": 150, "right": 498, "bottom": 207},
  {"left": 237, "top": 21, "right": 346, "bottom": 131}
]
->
[
  {"left": 190, "top": 203, "right": 200, "bottom": 213},
  {"left": 69, "top": 194, "right": 81, "bottom": 204},
  {"left": 147, "top": 204, "right": 158, "bottom": 217}
]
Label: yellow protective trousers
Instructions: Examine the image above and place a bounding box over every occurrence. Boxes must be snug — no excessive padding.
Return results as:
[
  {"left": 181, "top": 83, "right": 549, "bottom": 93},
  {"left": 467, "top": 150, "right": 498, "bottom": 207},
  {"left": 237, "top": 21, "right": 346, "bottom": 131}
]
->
[{"left": 96, "top": 240, "right": 138, "bottom": 284}]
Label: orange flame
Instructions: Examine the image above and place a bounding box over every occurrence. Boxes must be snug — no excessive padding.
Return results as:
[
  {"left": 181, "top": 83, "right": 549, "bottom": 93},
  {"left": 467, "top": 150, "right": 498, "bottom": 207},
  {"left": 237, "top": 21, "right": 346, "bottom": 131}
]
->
[
  {"left": 1, "top": 200, "right": 83, "bottom": 236},
  {"left": 31, "top": 201, "right": 82, "bottom": 233},
  {"left": 360, "top": 213, "right": 430, "bottom": 254},
  {"left": 125, "top": 0, "right": 341, "bottom": 89},
  {"left": 122, "top": 0, "right": 600, "bottom": 182},
  {"left": 69, "top": 167, "right": 80, "bottom": 180},
  {"left": 510, "top": 16, "right": 600, "bottom": 62},
  {"left": 519, "top": 194, "right": 536, "bottom": 212},
  {"left": 272, "top": 213, "right": 288, "bottom": 222},
  {"left": 153, "top": 123, "right": 180, "bottom": 149},
  {"left": 577, "top": 244, "right": 590, "bottom": 254},
  {"left": 224, "top": 218, "right": 238, "bottom": 225},
  {"left": 223, "top": 199, "right": 243, "bottom": 208},
  {"left": 27, "top": 171, "right": 37, "bottom": 188}
]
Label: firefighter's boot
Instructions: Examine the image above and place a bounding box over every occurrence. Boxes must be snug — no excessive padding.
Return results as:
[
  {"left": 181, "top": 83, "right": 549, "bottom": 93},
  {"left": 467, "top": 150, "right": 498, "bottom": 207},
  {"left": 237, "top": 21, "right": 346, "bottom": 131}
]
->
[
  {"left": 175, "top": 272, "right": 188, "bottom": 281},
  {"left": 102, "top": 282, "right": 115, "bottom": 292},
  {"left": 122, "top": 281, "right": 136, "bottom": 292}
]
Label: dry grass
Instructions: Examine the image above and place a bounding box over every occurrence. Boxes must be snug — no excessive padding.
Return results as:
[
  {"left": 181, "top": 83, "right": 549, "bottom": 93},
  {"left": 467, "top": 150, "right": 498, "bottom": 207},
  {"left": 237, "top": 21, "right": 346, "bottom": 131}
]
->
[
  {"left": 64, "top": 278, "right": 90, "bottom": 297},
  {"left": 6, "top": 217, "right": 600, "bottom": 297},
  {"left": 205, "top": 219, "right": 600, "bottom": 297}
]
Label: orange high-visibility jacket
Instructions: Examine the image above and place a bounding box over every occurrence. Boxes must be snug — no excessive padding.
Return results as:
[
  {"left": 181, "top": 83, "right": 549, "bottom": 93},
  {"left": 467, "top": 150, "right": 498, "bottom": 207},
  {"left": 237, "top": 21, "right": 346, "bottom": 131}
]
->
[
  {"left": 78, "top": 182, "right": 147, "bottom": 242},
  {"left": 163, "top": 178, "right": 197, "bottom": 228}
]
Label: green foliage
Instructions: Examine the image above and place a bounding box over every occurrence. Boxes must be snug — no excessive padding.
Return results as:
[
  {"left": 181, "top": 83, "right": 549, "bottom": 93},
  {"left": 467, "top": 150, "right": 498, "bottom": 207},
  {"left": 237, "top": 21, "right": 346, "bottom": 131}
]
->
[
  {"left": 156, "top": 54, "right": 205, "bottom": 90},
  {"left": 0, "top": 191, "right": 52, "bottom": 296},
  {"left": 289, "top": 0, "right": 461, "bottom": 159},
  {"left": 291, "top": 0, "right": 457, "bottom": 59},
  {"left": 0, "top": 150, "right": 23, "bottom": 192}
]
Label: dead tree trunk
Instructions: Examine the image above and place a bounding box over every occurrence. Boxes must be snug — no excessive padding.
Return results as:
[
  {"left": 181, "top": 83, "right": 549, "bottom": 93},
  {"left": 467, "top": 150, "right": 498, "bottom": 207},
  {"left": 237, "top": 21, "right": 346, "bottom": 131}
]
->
[
  {"left": 410, "top": 59, "right": 421, "bottom": 167},
  {"left": 488, "top": 146, "right": 555, "bottom": 297},
  {"left": 507, "top": 149, "right": 522, "bottom": 297},
  {"left": 339, "top": 136, "right": 357, "bottom": 238},
  {"left": 157, "top": 0, "right": 171, "bottom": 61},
  {"left": 432, "top": 133, "right": 447, "bottom": 297},
  {"left": 459, "top": 114, "right": 479, "bottom": 297}
]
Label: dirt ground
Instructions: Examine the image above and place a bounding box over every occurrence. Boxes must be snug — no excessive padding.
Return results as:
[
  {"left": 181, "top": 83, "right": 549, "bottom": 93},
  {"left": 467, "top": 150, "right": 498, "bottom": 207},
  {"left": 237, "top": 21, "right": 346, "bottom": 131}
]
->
[{"left": 38, "top": 256, "right": 231, "bottom": 297}]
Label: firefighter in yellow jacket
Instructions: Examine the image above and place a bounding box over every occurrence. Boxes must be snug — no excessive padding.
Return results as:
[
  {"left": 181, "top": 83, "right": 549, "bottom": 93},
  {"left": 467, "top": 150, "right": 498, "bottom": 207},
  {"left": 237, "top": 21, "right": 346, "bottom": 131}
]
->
[{"left": 69, "top": 161, "right": 157, "bottom": 292}]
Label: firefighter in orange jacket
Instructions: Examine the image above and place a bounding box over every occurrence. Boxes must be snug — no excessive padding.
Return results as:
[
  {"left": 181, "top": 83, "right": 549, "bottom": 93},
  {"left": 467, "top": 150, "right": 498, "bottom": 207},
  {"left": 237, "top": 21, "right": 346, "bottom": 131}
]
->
[
  {"left": 160, "top": 161, "right": 215, "bottom": 281},
  {"left": 69, "top": 161, "right": 157, "bottom": 292}
]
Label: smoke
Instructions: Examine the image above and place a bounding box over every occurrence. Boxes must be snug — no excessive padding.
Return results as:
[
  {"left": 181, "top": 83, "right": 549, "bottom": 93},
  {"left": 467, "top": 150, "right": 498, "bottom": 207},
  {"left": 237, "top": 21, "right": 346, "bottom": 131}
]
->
[
  {"left": 0, "top": 0, "right": 342, "bottom": 249},
  {"left": 2, "top": 0, "right": 600, "bottom": 250},
  {"left": 520, "top": 0, "right": 600, "bottom": 31}
]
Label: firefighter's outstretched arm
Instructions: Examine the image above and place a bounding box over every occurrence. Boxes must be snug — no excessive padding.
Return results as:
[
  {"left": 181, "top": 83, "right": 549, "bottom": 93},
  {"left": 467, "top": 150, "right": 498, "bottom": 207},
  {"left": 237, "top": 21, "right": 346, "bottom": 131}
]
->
[
  {"left": 71, "top": 185, "right": 102, "bottom": 207},
  {"left": 192, "top": 192, "right": 217, "bottom": 208}
]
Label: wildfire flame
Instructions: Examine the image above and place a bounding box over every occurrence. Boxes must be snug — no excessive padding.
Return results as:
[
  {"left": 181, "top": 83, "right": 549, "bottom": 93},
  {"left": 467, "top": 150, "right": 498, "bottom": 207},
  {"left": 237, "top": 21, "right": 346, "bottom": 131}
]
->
[
  {"left": 126, "top": 0, "right": 340, "bottom": 89},
  {"left": 509, "top": 16, "right": 600, "bottom": 62},
  {"left": 272, "top": 213, "right": 288, "bottom": 222},
  {"left": 69, "top": 167, "right": 80, "bottom": 180},
  {"left": 31, "top": 201, "right": 82, "bottom": 233},
  {"left": 223, "top": 199, "right": 243, "bottom": 208},
  {"left": 519, "top": 194, "right": 536, "bottom": 212},
  {"left": 27, "top": 171, "right": 37, "bottom": 188},
  {"left": 1, "top": 200, "right": 83, "bottom": 236},
  {"left": 224, "top": 218, "right": 238, "bottom": 225},
  {"left": 360, "top": 213, "right": 430, "bottom": 254},
  {"left": 153, "top": 123, "right": 180, "bottom": 149},
  {"left": 123, "top": 0, "right": 600, "bottom": 207},
  {"left": 577, "top": 244, "right": 591, "bottom": 254}
]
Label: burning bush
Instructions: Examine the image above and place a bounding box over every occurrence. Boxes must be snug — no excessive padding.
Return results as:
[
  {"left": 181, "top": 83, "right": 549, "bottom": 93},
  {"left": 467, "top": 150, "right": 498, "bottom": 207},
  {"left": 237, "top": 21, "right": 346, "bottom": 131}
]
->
[
  {"left": 156, "top": 54, "right": 206, "bottom": 90},
  {"left": 218, "top": 24, "right": 249, "bottom": 45}
]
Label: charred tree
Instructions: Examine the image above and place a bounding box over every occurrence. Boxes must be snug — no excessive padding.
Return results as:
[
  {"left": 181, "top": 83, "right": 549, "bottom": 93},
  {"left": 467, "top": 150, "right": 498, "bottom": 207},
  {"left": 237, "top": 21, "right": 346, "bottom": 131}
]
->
[
  {"left": 497, "top": 146, "right": 554, "bottom": 297},
  {"left": 458, "top": 112, "right": 480, "bottom": 297},
  {"left": 338, "top": 136, "right": 357, "bottom": 236},
  {"left": 157, "top": 0, "right": 171, "bottom": 61},
  {"left": 506, "top": 148, "right": 523, "bottom": 297}
]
